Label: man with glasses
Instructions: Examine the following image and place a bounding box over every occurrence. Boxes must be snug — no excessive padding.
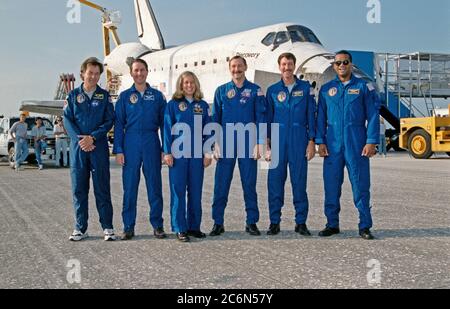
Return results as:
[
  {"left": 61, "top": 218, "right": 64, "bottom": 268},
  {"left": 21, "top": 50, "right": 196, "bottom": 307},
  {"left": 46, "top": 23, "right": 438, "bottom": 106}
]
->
[
  {"left": 54, "top": 117, "right": 68, "bottom": 167},
  {"left": 316, "top": 50, "right": 380, "bottom": 240}
]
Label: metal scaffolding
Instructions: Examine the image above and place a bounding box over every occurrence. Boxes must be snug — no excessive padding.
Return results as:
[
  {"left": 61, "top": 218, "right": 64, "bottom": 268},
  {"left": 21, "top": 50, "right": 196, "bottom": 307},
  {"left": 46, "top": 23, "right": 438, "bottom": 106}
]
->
[
  {"left": 54, "top": 74, "right": 75, "bottom": 100},
  {"left": 376, "top": 52, "right": 450, "bottom": 117}
]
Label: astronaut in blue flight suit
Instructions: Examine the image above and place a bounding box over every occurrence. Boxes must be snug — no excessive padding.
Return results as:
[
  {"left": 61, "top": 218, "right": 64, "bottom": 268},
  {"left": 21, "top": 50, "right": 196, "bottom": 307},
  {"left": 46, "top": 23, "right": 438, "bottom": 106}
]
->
[
  {"left": 316, "top": 50, "right": 380, "bottom": 240},
  {"left": 265, "top": 53, "right": 316, "bottom": 236},
  {"left": 163, "top": 71, "right": 212, "bottom": 243},
  {"left": 209, "top": 55, "right": 267, "bottom": 237},
  {"left": 113, "top": 59, "right": 167, "bottom": 240},
  {"left": 64, "top": 57, "right": 116, "bottom": 242}
]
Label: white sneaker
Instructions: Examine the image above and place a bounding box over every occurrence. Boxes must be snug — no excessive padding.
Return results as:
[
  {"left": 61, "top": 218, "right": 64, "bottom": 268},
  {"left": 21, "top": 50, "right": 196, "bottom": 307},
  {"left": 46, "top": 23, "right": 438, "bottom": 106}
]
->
[
  {"left": 38, "top": 164, "right": 43, "bottom": 170},
  {"left": 103, "top": 229, "right": 116, "bottom": 241},
  {"left": 69, "top": 230, "right": 88, "bottom": 241}
]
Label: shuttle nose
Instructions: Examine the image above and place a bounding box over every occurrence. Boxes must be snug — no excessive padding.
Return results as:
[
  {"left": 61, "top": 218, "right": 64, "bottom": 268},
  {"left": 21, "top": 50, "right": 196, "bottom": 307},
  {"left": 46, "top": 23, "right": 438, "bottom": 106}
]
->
[{"left": 296, "top": 54, "right": 335, "bottom": 92}]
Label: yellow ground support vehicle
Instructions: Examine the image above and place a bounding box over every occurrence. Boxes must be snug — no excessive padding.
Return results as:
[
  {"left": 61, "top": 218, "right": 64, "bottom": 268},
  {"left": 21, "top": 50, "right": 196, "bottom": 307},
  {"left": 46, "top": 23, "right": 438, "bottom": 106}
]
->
[{"left": 399, "top": 104, "right": 450, "bottom": 159}]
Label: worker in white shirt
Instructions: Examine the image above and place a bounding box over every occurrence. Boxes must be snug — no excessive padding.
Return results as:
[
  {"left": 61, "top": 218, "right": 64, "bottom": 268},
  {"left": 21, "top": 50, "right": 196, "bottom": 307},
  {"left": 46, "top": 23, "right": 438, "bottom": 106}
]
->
[{"left": 54, "top": 116, "right": 69, "bottom": 167}]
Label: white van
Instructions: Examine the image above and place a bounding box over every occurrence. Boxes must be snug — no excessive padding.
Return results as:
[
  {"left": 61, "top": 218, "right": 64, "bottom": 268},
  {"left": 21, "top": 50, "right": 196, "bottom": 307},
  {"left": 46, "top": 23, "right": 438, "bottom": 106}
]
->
[{"left": 0, "top": 116, "right": 56, "bottom": 166}]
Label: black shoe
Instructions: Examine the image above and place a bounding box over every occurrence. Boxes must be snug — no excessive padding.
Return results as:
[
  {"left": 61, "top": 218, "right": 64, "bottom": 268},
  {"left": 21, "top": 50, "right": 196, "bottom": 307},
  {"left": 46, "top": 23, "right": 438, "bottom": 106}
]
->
[
  {"left": 176, "top": 232, "right": 190, "bottom": 242},
  {"left": 359, "top": 228, "right": 375, "bottom": 240},
  {"left": 245, "top": 224, "right": 261, "bottom": 236},
  {"left": 187, "top": 230, "right": 206, "bottom": 238},
  {"left": 121, "top": 231, "right": 134, "bottom": 240},
  {"left": 209, "top": 224, "right": 225, "bottom": 236},
  {"left": 318, "top": 227, "right": 340, "bottom": 237},
  {"left": 295, "top": 224, "right": 312, "bottom": 236},
  {"left": 266, "top": 224, "right": 280, "bottom": 235},
  {"left": 154, "top": 227, "right": 167, "bottom": 239}
]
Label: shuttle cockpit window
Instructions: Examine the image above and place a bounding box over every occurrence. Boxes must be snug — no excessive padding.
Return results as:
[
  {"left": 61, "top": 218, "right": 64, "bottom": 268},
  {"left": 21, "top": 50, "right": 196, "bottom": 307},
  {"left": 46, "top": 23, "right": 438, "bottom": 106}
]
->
[
  {"left": 288, "top": 30, "right": 304, "bottom": 43},
  {"left": 274, "top": 31, "right": 290, "bottom": 45},
  {"left": 262, "top": 31, "right": 290, "bottom": 50},
  {"left": 262, "top": 26, "right": 322, "bottom": 48},
  {"left": 287, "top": 25, "right": 322, "bottom": 45},
  {"left": 262, "top": 32, "right": 276, "bottom": 46}
]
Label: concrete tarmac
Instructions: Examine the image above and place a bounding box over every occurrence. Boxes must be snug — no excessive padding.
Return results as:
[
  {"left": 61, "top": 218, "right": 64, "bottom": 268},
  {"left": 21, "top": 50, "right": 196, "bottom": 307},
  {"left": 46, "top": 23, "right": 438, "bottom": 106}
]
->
[{"left": 0, "top": 152, "right": 448, "bottom": 289}]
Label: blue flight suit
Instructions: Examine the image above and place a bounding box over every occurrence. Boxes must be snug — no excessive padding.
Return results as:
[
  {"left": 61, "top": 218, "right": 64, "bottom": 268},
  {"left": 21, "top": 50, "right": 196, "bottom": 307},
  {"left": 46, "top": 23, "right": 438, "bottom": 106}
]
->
[
  {"left": 113, "top": 84, "right": 166, "bottom": 233},
  {"left": 64, "top": 84, "right": 115, "bottom": 234},
  {"left": 163, "top": 98, "right": 211, "bottom": 233},
  {"left": 266, "top": 78, "right": 316, "bottom": 225},
  {"left": 316, "top": 75, "right": 380, "bottom": 230},
  {"left": 211, "top": 79, "right": 266, "bottom": 225}
]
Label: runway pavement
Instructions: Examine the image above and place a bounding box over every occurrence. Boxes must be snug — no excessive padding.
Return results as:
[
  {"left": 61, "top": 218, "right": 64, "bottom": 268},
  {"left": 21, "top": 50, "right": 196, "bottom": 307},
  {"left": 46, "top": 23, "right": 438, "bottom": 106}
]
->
[{"left": 0, "top": 152, "right": 449, "bottom": 289}]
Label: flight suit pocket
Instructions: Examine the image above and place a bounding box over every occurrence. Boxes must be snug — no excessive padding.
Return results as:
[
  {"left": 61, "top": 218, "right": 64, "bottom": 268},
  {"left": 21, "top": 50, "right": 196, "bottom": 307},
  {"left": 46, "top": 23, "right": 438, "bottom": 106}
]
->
[
  {"left": 348, "top": 93, "right": 365, "bottom": 123},
  {"left": 293, "top": 97, "right": 307, "bottom": 122},
  {"left": 327, "top": 99, "right": 341, "bottom": 125}
]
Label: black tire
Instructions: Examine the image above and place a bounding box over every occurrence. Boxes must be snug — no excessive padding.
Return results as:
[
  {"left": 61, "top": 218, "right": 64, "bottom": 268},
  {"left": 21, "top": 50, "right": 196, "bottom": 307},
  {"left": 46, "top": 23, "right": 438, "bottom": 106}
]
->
[
  {"left": 388, "top": 138, "right": 403, "bottom": 152},
  {"left": 447, "top": 152, "right": 450, "bottom": 157},
  {"left": 386, "top": 131, "right": 404, "bottom": 152},
  {"left": 26, "top": 154, "right": 37, "bottom": 165},
  {"left": 393, "top": 143, "right": 405, "bottom": 152},
  {"left": 407, "top": 129, "right": 433, "bottom": 159}
]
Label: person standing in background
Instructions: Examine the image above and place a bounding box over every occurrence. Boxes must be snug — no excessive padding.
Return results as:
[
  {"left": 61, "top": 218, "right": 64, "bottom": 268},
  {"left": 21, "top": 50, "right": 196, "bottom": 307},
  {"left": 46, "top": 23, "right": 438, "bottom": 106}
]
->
[
  {"left": 378, "top": 117, "right": 387, "bottom": 157},
  {"left": 54, "top": 116, "right": 69, "bottom": 167},
  {"left": 10, "top": 113, "right": 29, "bottom": 171},
  {"left": 31, "top": 117, "right": 48, "bottom": 170}
]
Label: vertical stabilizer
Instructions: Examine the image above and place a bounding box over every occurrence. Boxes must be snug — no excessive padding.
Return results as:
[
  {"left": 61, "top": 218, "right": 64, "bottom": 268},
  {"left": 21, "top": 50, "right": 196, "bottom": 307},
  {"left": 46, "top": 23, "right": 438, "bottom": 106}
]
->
[{"left": 134, "top": 0, "right": 165, "bottom": 50}]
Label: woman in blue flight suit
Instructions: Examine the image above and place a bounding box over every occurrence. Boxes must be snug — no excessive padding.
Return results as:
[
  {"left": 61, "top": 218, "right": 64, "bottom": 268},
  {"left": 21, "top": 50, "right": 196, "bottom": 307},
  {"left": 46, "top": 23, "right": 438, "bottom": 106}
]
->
[{"left": 163, "top": 72, "right": 212, "bottom": 242}]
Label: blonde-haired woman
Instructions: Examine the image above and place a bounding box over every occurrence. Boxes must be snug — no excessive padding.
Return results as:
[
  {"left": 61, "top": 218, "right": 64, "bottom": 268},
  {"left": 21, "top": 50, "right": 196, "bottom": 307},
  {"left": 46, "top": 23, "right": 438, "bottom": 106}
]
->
[{"left": 163, "top": 71, "right": 212, "bottom": 242}]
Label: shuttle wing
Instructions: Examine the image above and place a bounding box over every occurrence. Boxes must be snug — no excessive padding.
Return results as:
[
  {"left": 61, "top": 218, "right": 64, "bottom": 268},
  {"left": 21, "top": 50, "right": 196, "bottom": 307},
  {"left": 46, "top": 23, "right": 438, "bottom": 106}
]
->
[{"left": 20, "top": 100, "right": 66, "bottom": 116}]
